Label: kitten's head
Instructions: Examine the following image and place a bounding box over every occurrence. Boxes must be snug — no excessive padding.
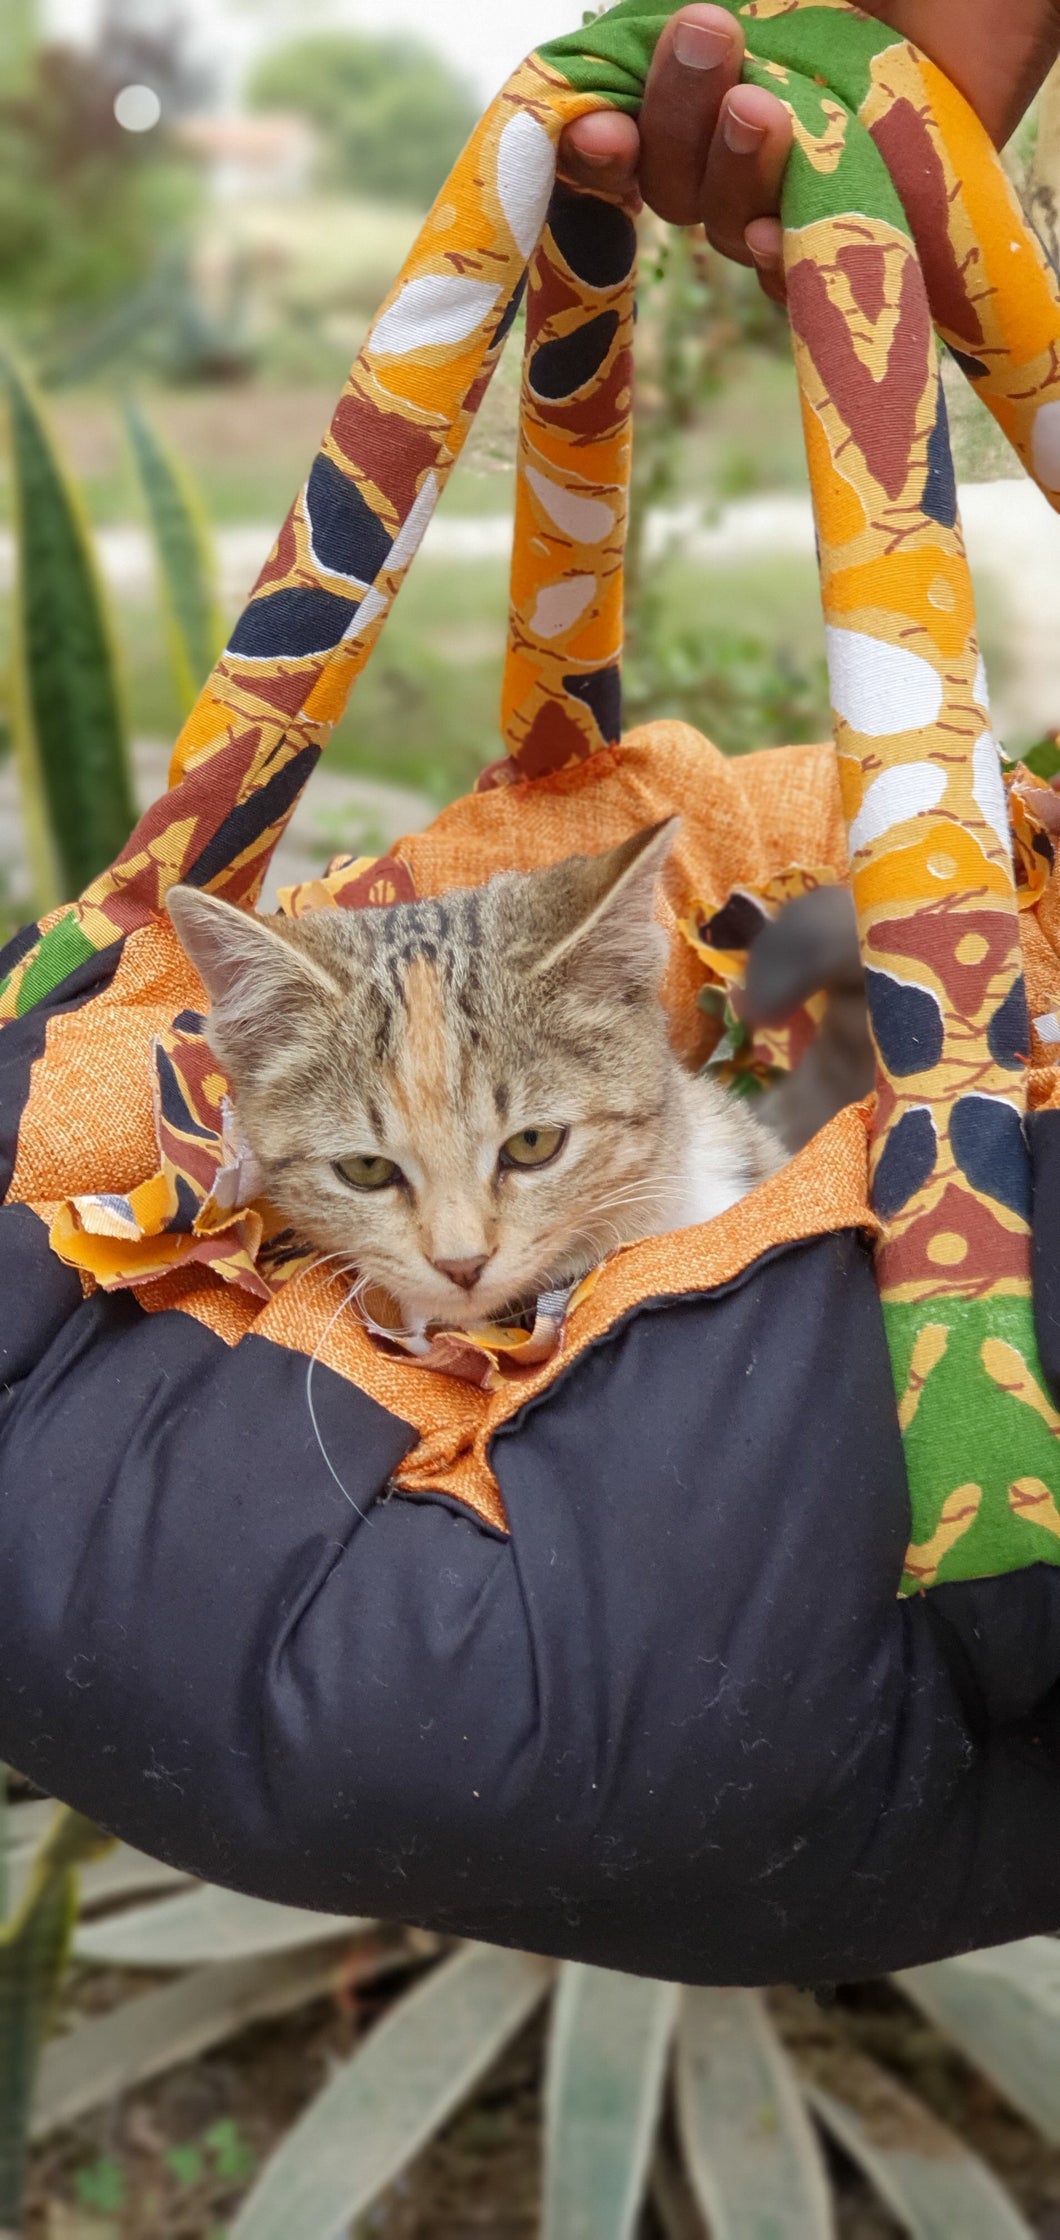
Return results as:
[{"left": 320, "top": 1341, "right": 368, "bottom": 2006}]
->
[{"left": 167, "top": 821, "right": 682, "bottom": 1330}]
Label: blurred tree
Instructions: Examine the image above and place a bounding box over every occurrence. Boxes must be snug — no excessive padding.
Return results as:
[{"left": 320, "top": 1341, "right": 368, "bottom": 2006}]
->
[
  {"left": 0, "top": 10, "right": 202, "bottom": 334},
  {"left": 0, "top": 0, "right": 38, "bottom": 96},
  {"left": 247, "top": 30, "right": 478, "bottom": 207}
]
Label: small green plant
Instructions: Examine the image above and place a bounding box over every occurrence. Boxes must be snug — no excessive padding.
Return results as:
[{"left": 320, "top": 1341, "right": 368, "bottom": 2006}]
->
[
  {"left": 72, "top": 2155, "right": 124, "bottom": 2216},
  {"left": 161, "top": 2120, "right": 254, "bottom": 2194}
]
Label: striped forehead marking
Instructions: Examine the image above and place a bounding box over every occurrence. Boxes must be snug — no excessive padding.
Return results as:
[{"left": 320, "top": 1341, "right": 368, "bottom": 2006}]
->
[{"left": 391, "top": 952, "right": 450, "bottom": 1125}]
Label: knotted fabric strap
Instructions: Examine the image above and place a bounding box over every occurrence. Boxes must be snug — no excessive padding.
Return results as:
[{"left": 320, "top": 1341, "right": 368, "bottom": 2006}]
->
[{"left": 7, "top": 0, "right": 1060, "bottom": 1586}]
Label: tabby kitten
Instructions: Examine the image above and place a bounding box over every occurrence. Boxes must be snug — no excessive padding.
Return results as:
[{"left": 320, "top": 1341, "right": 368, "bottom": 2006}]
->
[{"left": 167, "top": 820, "right": 780, "bottom": 1334}]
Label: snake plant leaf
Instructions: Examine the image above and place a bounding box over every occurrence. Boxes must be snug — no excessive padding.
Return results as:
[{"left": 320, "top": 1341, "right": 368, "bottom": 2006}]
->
[
  {"left": 798, "top": 2038, "right": 1032, "bottom": 2238},
  {"left": 674, "top": 1989, "right": 834, "bottom": 2240},
  {"left": 32, "top": 1940, "right": 351, "bottom": 2141},
  {"left": 0, "top": 1867, "right": 75, "bottom": 2229},
  {"left": 0, "top": 1809, "right": 102, "bottom": 2230},
  {"left": 2, "top": 351, "right": 136, "bottom": 905},
  {"left": 231, "top": 1943, "right": 552, "bottom": 2240},
  {"left": 74, "top": 1884, "right": 371, "bottom": 1968},
  {"left": 895, "top": 1939, "right": 1060, "bottom": 2146},
  {"left": 543, "top": 1966, "right": 680, "bottom": 2240},
  {"left": 125, "top": 399, "right": 223, "bottom": 715}
]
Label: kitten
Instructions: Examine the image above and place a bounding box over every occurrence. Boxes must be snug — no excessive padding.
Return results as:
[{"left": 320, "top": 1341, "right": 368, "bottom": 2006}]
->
[{"left": 167, "top": 819, "right": 781, "bottom": 1334}]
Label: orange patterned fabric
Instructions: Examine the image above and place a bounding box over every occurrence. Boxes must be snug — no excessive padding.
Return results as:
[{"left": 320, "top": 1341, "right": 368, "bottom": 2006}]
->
[
  {"left": 8, "top": 726, "right": 864, "bottom": 1528},
  {"left": 11, "top": 720, "right": 1060, "bottom": 1532}
]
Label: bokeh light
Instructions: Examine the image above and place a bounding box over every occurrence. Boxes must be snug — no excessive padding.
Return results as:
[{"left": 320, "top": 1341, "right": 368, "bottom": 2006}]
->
[{"left": 114, "top": 84, "right": 162, "bottom": 133}]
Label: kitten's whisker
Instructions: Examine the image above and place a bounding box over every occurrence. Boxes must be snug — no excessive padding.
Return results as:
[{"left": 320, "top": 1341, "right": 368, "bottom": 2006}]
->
[
  {"left": 287, "top": 1247, "right": 358, "bottom": 1294},
  {"left": 305, "top": 1284, "right": 372, "bottom": 1522}
]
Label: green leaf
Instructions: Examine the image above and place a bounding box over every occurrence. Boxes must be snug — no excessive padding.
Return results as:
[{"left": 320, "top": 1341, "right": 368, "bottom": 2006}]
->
[
  {"left": 206, "top": 2120, "right": 254, "bottom": 2184},
  {"left": 32, "top": 1942, "right": 351, "bottom": 2140},
  {"left": 230, "top": 1943, "right": 552, "bottom": 2240},
  {"left": 74, "top": 1885, "right": 370, "bottom": 1968},
  {"left": 74, "top": 2158, "right": 126, "bottom": 2216},
  {"left": 796, "top": 2034, "right": 1032, "bottom": 2238},
  {"left": 896, "top": 1938, "right": 1060, "bottom": 2146},
  {"left": 543, "top": 1966, "right": 680, "bottom": 2240},
  {"left": 0, "top": 1859, "right": 78, "bottom": 2227},
  {"left": 1020, "top": 737, "right": 1060, "bottom": 782},
  {"left": 165, "top": 2144, "right": 205, "bottom": 2188},
  {"left": 3, "top": 350, "right": 136, "bottom": 904},
  {"left": 125, "top": 400, "right": 223, "bottom": 715},
  {"left": 675, "top": 1990, "right": 833, "bottom": 2240}
]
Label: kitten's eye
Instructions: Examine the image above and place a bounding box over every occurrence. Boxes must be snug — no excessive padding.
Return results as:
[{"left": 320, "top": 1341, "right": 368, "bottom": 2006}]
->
[
  {"left": 500, "top": 1126, "right": 567, "bottom": 1171},
  {"left": 334, "top": 1154, "right": 402, "bottom": 1191}
]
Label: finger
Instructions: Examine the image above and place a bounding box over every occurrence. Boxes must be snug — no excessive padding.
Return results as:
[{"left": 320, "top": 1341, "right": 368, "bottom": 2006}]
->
[
  {"left": 558, "top": 108, "right": 640, "bottom": 200},
  {"left": 745, "top": 214, "right": 787, "bottom": 305},
  {"left": 699, "top": 83, "right": 793, "bottom": 268},
  {"left": 638, "top": 5, "right": 745, "bottom": 227}
]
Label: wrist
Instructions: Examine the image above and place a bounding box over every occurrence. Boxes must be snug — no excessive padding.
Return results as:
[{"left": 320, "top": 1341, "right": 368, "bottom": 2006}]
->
[{"left": 861, "top": 0, "right": 1060, "bottom": 144}]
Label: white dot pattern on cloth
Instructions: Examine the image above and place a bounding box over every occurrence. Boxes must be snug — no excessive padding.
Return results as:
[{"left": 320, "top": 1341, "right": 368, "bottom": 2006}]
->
[
  {"left": 529, "top": 576, "right": 597, "bottom": 639},
  {"left": 370, "top": 278, "right": 501, "bottom": 360},
  {"left": 846, "top": 763, "right": 947, "bottom": 856},
  {"left": 825, "top": 628, "right": 944, "bottom": 738},
  {"left": 524, "top": 466, "right": 616, "bottom": 544},
  {"left": 497, "top": 112, "right": 558, "bottom": 259}
]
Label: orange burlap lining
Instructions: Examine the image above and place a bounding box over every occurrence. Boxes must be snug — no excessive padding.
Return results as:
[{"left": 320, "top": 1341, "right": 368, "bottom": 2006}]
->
[
  {"left": 394, "top": 724, "right": 852, "bottom": 1068},
  {"left": 9, "top": 723, "right": 1060, "bottom": 1529},
  {"left": 9, "top": 727, "right": 848, "bottom": 1210}
]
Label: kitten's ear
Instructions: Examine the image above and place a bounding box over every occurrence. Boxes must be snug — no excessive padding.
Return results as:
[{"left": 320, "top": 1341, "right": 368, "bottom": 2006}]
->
[
  {"left": 166, "top": 886, "right": 340, "bottom": 1069},
  {"left": 530, "top": 818, "right": 677, "bottom": 996}
]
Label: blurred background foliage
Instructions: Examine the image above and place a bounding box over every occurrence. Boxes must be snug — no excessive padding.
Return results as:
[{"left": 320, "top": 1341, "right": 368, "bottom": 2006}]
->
[
  {"left": 2, "top": 0, "right": 1050, "bottom": 956},
  {"left": 245, "top": 28, "right": 478, "bottom": 207},
  {"left": 0, "top": 0, "right": 205, "bottom": 364},
  {"left": 4, "top": 6, "right": 1060, "bottom": 2230}
]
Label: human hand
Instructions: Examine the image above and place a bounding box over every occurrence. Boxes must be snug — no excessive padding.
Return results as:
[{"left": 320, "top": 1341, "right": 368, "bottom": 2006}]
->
[{"left": 559, "top": 1, "right": 1060, "bottom": 303}]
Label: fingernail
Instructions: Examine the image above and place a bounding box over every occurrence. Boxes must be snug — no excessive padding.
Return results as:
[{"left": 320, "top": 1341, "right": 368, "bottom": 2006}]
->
[
  {"left": 673, "top": 21, "right": 732, "bottom": 69},
  {"left": 578, "top": 147, "right": 614, "bottom": 167},
  {"left": 748, "top": 238, "right": 781, "bottom": 271},
  {"left": 723, "top": 107, "right": 767, "bottom": 155}
]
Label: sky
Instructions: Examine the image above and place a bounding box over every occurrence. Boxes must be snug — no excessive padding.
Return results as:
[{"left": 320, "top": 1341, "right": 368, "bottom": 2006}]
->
[{"left": 43, "top": 0, "right": 575, "bottom": 102}]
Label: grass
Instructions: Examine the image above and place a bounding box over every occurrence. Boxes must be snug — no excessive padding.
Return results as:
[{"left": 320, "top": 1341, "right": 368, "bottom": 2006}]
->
[
  {"left": 0, "top": 348, "right": 807, "bottom": 533},
  {"left": 0, "top": 534, "right": 1020, "bottom": 826},
  {"left": 0, "top": 329, "right": 1029, "bottom": 925},
  {"left": 95, "top": 550, "right": 835, "bottom": 802}
]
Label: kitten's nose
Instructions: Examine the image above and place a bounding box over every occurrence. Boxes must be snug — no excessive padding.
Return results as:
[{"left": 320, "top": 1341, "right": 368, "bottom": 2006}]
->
[{"left": 433, "top": 1253, "right": 491, "bottom": 1291}]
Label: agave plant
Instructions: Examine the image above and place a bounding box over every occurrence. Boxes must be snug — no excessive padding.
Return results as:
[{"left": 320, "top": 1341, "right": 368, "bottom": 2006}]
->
[
  {"left": 5, "top": 1760, "right": 1058, "bottom": 2240},
  {"left": 226, "top": 1939, "right": 1059, "bottom": 2237}
]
